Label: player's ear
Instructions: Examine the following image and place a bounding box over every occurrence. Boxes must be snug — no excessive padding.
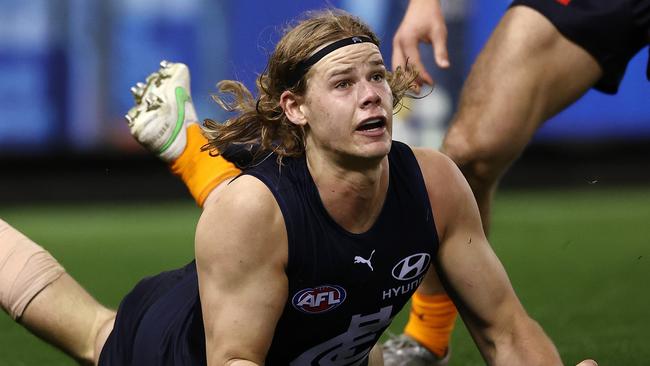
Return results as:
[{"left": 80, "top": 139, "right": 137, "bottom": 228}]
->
[{"left": 280, "top": 91, "right": 307, "bottom": 126}]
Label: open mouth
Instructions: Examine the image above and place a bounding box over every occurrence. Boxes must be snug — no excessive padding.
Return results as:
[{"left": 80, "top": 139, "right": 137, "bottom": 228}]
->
[{"left": 356, "top": 117, "right": 386, "bottom": 131}]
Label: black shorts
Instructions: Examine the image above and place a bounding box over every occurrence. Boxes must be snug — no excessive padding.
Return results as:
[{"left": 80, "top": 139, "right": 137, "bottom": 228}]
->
[
  {"left": 511, "top": 0, "right": 650, "bottom": 94},
  {"left": 98, "top": 261, "right": 207, "bottom": 366}
]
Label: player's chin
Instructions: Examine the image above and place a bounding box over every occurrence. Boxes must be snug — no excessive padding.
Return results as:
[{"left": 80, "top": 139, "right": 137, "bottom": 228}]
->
[{"left": 356, "top": 139, "right": 392, "bottom": 160}]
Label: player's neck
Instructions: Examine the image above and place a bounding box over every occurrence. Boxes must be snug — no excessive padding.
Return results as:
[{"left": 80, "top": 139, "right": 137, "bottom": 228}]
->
[{"left": 306, "top": 151, "right": 389, "bottom": 234}]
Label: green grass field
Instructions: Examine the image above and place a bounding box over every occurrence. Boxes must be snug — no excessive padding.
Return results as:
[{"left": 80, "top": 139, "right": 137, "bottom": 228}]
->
[{"left": 1, "top": 188, "right": 649, "bottom": 365}]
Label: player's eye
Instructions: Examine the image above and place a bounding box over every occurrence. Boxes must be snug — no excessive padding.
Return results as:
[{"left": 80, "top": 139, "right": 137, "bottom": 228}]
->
[
  {"left": 370, "top": 72, "right": 385, "bottom": 82},
  {"left": 335, "top": 80, "right": 351, "bottom": 89}
]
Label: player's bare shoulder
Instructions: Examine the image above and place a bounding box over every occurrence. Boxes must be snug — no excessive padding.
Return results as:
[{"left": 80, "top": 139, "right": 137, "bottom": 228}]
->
[
  {"left": 196, "top": 174, "right": 287, "bottom": 269},
  {"left": 410, "top": 146, "right": 479, "bottom": 238},
  {"left": 411, "top": 147, "right": 463, "bottom": 185},
  {"left": 203, "top": 175, "right": 279, "bottom": 216}
]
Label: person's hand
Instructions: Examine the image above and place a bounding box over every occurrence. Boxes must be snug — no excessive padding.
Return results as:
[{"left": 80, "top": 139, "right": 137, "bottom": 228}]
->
[
  {"left": 576, "top": 360, "right": 598, "bottom": 366},
  {"left": 392, "top": 0, "right": 449, "bottom": 88}
]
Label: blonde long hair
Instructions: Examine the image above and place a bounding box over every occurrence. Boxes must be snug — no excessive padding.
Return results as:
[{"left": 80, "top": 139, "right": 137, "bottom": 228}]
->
[{"left": 202, "top": 9, "right": 418, "bottom": 161}]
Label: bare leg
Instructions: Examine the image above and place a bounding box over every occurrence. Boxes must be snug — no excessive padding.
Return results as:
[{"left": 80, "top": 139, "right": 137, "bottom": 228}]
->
[
  {"left": 442, "top": 6, "right": 602, "bottom": 234},
  {"left": 390, "top": 9, "right": 603, "bottom": 361},
  {"left": 8, "top": 62, "right": 236, "bottom": 365},
  {"left": 21, "top": 274, "right": 115, "bottom": 365},
  {"left": 1, "top": 221, "right": 115, "bottom": 365}
]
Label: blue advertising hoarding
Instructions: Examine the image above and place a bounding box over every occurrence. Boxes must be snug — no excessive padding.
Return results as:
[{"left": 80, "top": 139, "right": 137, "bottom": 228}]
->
[{"left": 0, "top": 0, "right": 647, "bottom": 155}]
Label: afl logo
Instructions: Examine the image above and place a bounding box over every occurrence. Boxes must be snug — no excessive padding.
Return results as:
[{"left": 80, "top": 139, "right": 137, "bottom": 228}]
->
[
  {"left": 292, "top": 285, "right": 346, "bottom": 314},
  {"left": 392, "top": 253, "right": 431, "bottom": 281}
]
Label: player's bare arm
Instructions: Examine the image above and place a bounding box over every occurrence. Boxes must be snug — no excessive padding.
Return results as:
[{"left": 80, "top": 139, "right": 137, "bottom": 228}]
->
[
  {"left": 413, "top": 148, "right": 594, "bottom": 365},
  {"left": 392, "top": 0, "right": 449, "bottom": 87},
  {"left": 195, "top": 175, "right": 289, "bottom": 366}
]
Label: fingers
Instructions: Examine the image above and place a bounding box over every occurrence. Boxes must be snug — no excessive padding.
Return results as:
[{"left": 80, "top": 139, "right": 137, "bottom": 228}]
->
[
  {"left": 428, "top": 0, "right": 449, "bottom": 69},
  {"left": 391, "top": 37, "right": 408, "bottom": 74},
  {"left": 431, "top": 23, "right": 449, "bottom": 69},
  {"left": 576, "top": 360, "right": 598, "bottom": 366},
  {"left": 392, "top": 35, "right": 434, "bottom": 87},
  {"left": 391, "top": 0, "right": 449, "bottom": 86}
]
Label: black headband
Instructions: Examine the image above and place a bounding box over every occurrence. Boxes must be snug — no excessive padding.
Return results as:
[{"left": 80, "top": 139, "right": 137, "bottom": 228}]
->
[{"left": 285, "top": 35, "right": 376, "bottom": 88}]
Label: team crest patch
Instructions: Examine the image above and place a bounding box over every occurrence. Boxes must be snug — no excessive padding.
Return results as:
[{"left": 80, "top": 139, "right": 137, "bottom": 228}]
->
[{"left": 292, "top": 285, "right": 346, "bottom": 314}]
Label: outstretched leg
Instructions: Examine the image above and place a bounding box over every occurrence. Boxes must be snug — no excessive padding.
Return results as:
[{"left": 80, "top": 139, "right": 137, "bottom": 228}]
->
[
  {"left": 126, "top": 61, "right": 241, "bottom": 208},
  {"left": 442, "top": 5, "right": 601, "bottom": 234},
  {"left": 1, "top": 219, "right": 115, "bottom": 365},
  {"left": 1, "top": 62, "right": 238, "bottom": 365}
]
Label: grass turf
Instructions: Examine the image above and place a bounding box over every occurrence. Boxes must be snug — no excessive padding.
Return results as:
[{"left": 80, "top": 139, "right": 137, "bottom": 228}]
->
[{"left": 1, "top": 188, "right": 648, "bottom": 365}]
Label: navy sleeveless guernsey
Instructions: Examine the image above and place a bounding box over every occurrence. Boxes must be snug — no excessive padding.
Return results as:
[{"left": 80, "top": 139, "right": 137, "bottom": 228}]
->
[
  {"left": 246, "top": 141, "right": 439, "bottom": 365},
  {"left": 98, "top": 141, "right": 439, "bottom": 366}
]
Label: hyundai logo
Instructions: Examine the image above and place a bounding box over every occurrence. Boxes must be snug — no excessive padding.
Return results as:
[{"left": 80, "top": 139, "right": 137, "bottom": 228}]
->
[{"left": 391, "top": 253, "right": 431, "bottom": 281}]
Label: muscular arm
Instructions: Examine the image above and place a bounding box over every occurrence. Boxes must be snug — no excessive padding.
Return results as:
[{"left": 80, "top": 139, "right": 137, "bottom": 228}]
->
[
  {"left": 413, "top": 148, "right": 561, "bottom": 365},
  {"left": 195, "top": 176, "right": 288, "bottom": 366}
]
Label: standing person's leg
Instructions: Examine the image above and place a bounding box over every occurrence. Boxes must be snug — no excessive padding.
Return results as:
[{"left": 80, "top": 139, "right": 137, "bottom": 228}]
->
[
  {"left": 384, "top": 5, "right": 603, "bottom": 365},
  {"left": 1, "top": 220, "right": 115, "bottom": 365},
  {"left": 442, "top": 5, "right": 602, "bottom": 234}
]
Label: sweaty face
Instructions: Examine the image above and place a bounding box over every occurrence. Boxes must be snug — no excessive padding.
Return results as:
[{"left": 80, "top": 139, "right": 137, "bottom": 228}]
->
[{"left": 300, "top": 42, "right": 393, "bottom": 163}]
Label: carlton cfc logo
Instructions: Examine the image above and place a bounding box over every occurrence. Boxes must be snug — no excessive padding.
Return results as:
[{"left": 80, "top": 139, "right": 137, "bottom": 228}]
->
[{"left": 292, "top": 285, "right": 347, "bottom": 314}]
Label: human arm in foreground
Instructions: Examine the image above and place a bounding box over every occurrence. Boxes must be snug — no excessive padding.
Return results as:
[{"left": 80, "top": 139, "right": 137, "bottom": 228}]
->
[
  {"left": 414, "top": 148, "right": 596, "bottom": 366},
  {"left": 195, "top": 175, "right": 288, "bottom": 366}
]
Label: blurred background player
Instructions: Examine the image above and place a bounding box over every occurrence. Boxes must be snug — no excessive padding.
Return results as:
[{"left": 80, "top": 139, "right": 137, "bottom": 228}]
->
[
  {"left": 387, "top": 0, "right": 649, "bottom": 364},
  {"left": 394, "top": 0, "right": 650, "bottom": 233}
]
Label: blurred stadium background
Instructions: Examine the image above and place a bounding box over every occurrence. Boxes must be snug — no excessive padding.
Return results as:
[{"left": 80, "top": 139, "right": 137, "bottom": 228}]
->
[{"left": 0, "top": 0, "right": 648, "bottom": 364}]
